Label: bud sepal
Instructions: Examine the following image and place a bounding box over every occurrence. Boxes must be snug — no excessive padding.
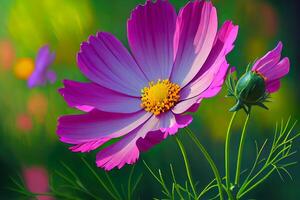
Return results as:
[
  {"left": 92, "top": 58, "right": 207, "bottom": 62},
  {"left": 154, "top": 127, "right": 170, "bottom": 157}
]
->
[{"left": 226, "top": 68, "right": 271, "bottom": 113}]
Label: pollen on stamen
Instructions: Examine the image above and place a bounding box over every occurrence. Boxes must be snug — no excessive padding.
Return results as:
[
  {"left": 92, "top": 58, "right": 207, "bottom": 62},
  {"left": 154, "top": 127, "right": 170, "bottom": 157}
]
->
[
  {"left": 254, "top": 70, "right": 267, "bottom": 81},
  {"left": 141, "top": 79, "right": 180, "bottom": 116}
]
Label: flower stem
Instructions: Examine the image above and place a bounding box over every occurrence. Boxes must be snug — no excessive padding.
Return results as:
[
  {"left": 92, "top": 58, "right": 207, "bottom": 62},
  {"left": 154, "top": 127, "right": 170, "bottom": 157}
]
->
[
  {"left": 225, "top": 111, "right": 238, "bottom": 198},
  {"left": 175, "top": 136, "right": 197, "bottom": 198},
  {"left": 185, "top": 128, "right": 224, "bottom": 200},
  {"left": 235, "top": 109, "right": 251, "bottom": 186},
  {"left": 238, "top": 168, "right": 276, "bottom": 199}
]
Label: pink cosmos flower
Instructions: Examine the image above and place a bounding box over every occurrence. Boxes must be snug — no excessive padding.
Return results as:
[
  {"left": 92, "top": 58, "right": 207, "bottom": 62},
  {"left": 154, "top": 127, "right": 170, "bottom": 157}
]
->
[
  {"left": 28, "top": 45, "right": 56, "bottom": 88},
  {"left": 57, "top": 0, "right": 238, "bottom": 170},
  {"left": 252, "top": 42, "right": 290, "bottom": 93}
]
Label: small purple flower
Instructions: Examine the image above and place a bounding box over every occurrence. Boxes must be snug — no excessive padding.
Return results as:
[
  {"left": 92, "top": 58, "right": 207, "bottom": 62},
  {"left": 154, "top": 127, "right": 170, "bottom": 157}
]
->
[
  {"left": 57, "top": 0, "right": 238, "bottom": 170},
  {"left": 230, "top": 67, "right": 237, "bottom": 74},
  {"left": 28, "top": 45, "right": 56, "bottom": 88},
  {"left": 252, "top": 42, "right": 290, "bottom": 93}
]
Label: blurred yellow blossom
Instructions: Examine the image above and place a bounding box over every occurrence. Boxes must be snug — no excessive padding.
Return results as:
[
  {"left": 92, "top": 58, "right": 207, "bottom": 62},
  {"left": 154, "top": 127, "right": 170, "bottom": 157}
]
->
[{"left": 13, "top": 58, "right": 34, "bottom": 80}]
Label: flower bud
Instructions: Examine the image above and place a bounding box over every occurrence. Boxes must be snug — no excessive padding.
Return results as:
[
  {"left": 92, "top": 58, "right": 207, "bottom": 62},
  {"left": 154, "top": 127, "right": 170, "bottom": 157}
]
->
[
  {"left": 235, "top": 71, "right": 266, "bottom": 104},
  {"left": 229, "top": 71, "right": 269, "bottom": 112}
]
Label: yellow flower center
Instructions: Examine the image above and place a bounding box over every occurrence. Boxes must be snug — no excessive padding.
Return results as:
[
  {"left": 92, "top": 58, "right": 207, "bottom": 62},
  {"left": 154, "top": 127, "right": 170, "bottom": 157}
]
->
[{"left": 141, "top": 79, "right": 180, "bottom": 116}]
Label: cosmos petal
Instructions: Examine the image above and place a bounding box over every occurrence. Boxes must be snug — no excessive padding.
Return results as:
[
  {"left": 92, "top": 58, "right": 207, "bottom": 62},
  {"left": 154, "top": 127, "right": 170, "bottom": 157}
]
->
[
  {"left": 251, "top": 42, "right": 289, "bottom": 94},
  {"left": 77, "top": 32, "right": 148, "bottom": 96},
  {"left": 127, "top": 0, "right": 177, "bottom": 80},
  {"left": 136, "top": 114, "right": 192, "bottom": 152},
  {"left": 265, "top": 57, "right": 290, "bottom": 82},
  {"left": 160, "top": 114, "right": 193, "bottom": 136},
  {"left": 96, "top": 115, "right": 160, "bottom": 170},
  {"left": 136, "top": 130, "right": 165, "bottom": 152},
  {"left": 252, "top": 42, "right": 283, "bottom": 74},
  {"left": 69, "top": 138, "right": 110, "bottom": 153},
  {"left": 59, "top": 80, "right": 141, "bottom": 113},
  {"left": 171, "top": 0, "right": 218, "bottom": 87},
  {"left": 57, "top": 110, "right": 152, "bottom": 144},
  {"left": 179, "top": 21, "right": 238, "bottom": 100},
  {"left": 172, "top": 96, "right": 202, "bottom": 114},
  {"left": 266, "top": 80, "right": 281, "bottom": 93}
]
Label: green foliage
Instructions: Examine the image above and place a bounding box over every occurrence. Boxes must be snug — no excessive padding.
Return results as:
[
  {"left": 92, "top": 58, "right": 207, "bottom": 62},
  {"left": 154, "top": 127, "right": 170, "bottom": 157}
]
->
[
  {"left": 146, "top": 118, "right": 299, "bottom": 200},
  {"left": 237, "top": 118, "right": 300, "bottom": 199},
  {"left": 10, "top": 157, "right": 143, "bottom": 200}
]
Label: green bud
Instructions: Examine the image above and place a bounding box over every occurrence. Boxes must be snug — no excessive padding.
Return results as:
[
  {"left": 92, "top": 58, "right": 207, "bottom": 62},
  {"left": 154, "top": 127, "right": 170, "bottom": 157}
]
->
[
  {"left": 228, "top": 71, "right": 269, "bottom": 113},
  {"left": 235, "top": 71, "right": 266, "bottom": 104}
]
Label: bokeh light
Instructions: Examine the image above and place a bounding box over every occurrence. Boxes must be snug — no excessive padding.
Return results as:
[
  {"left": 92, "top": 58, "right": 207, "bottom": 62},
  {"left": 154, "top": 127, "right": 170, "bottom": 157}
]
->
[
  {"left": 13, "top": 58, "right": 34, "bottom": 80},
  {"left": 0, "top": 39, "right": 16, "bottom": 70},
  {"left": 16, "top": 113, "right": 33, "bottom": 133}
]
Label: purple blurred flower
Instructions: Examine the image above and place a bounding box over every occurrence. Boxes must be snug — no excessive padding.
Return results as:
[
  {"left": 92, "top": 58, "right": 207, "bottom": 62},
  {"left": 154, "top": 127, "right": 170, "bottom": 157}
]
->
[
  {"left": 230, "top": 67, "right": 237, "bottom": 74},
  {"left": 57, "top": 0, "right": 238, "bottom": 170},
  {"left": 252, "top": 42, "right": 290, "bottom": 93},
  {"left": 28, "top": 45, "right": 56, "bottom": 88}
]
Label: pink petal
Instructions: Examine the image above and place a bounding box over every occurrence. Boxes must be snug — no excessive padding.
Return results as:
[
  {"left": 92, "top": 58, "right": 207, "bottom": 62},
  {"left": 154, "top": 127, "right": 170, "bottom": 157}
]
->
[
  {"left": 266, "top": 80, "right": 281, "bottom": 93},
  {"left": 251, "top": 42, "right": 283, "bottom": 74},
  {"left": 160, "top": 114, "right": 193, "bottom": 136},
  {"left": 199, "top": 61, "right": 229, "bottom": 98},
  {"left": 136, "top": 130, "right": 165, "bottom": 152},
  {"left": 57, "top": 110, "right": 152, "bottom": 145},
  {"left": 179, "top": 21, "right": 238, "bottom": 100},
  {"left": 170, "top": 1, "right": 218, "bottom": 87},
  {"left": 96, "top": 115, "right": 161, "bottom": 170},
  {"left": 59, "top": 80, "right": 141, "bottom": 113},
  {"left": 265, "top": 57, "right": 290, "bottom": 82},
  {"left": 186, "top": 101, "right": 202, "bottom": 113},
  {"left": 136, "top": 114, "right": 192, "bottom": 152},
  {"left": 127, "top": 0, "right": 177, "bottom": 81},
  {"left": 77, "top": 32, "right": 148, "bottom": 96},
  {"left": 172, "top": 96, "right": 202, "bottom": 114},
  {"left": 75, "top": 105, "right": 94, "bottom": 112},
  {"left": 69, "top": 138, "right": 110, "bottom": 153},
  {"left": 157, "top": 111, "right": 177, "bottom": 130}
]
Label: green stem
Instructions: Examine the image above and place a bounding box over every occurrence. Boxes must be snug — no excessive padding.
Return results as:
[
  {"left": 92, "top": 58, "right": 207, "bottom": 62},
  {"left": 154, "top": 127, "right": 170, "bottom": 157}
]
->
[
  {"left": 225, "top": 111, "right": 238, "bottom": 199},
  {"left": 238, "top": 164, "right": 267, "bottom": 196},
  {"left": 185, "top": 128, "right": 224, "bottom": 200},
  {"left": 238, "top": 168, "right": 275, "bottom": 199},
  {"left": 235, "top": 110, "right": 251, "bottom": 186},
  {"left": 175, "top": 136, "right": 197, "bottom": 198}
]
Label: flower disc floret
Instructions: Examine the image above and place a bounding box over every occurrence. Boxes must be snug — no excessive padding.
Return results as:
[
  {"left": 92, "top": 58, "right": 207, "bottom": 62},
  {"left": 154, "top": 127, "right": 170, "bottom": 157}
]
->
[{"left": 141, "top": 79, "right": 180, "bottom": 115}]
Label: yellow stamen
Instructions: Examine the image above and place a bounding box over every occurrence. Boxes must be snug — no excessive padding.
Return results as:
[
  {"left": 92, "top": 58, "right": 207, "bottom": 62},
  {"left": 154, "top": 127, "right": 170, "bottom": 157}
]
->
[
  {"left": 254, "top": 70, "right": 267, "bottom": 81},
  {"left": 141, "top": 79, "right": 180, "bottom": 115}
]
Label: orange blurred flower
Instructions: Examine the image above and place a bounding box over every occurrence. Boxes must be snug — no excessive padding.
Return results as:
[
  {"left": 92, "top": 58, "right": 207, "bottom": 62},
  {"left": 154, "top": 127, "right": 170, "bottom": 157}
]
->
[
  {"left": 27, "top": 93, "right": 48, "bottom": 122},
  {"left": 0, "top": 39, "right": 16, "bottom": 70},
  {"left": 13, "top": 58, "right": 34, "bottom": 80}
]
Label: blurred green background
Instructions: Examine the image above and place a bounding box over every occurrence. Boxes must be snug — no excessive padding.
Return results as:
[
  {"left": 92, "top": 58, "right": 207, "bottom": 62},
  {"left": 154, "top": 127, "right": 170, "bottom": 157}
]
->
[{"left": 0, "top": 0, "right": 299, "bottom": 199}]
